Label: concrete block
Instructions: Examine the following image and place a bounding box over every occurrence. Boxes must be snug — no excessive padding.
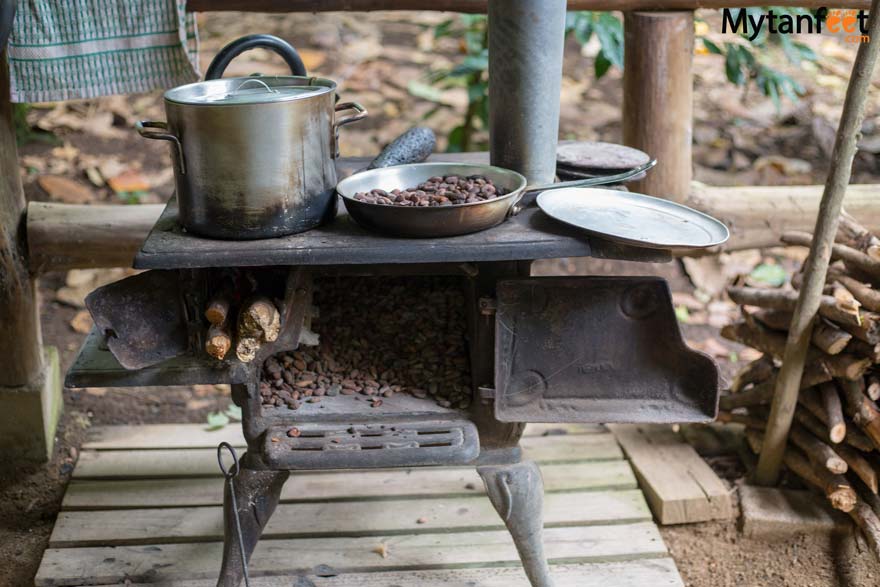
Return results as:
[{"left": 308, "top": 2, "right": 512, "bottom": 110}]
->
[
  {"left": 0, "top": 346, "right": 63, "bottom": 461},
  {"left": 740, "top": 484, "right": 850, "bottom": 539}
]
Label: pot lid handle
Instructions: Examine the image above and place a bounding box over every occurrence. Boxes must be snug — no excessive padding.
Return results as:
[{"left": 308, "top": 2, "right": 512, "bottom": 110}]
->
[{"left": 232, "top": 78, "right": 278, "bottom": 95}]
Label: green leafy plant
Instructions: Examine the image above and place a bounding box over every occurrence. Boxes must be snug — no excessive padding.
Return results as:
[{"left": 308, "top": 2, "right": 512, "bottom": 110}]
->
[
  {"left": 416, "top": 8, "right": 820, "bottom": 151},
  {"left": 564, "top": 11, "right": 624, "bottom": 79},
  {"left": 412, "top": 14, "right": 489, "bottom": 152},
  {"left": 749, "top": 262, "right": 788, "bottom": 287},
  {"left": 13, "top": 103, "right": 58, "bottom": 147},
  {"left": 700, "top": 8, "right": 818, "bottom": 109}
]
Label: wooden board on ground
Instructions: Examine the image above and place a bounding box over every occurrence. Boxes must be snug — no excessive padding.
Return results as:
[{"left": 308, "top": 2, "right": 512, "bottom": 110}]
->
[
  {"left": 608, "top": 424, "right": 733, "bottom": 525},
  {"left": 51, "top": 489, "right": 650, "bottom": 546},
  {"left": 63, "top": 460, "right": 637, "bottom": 509},
  {"left": 36, "top": 423, "right": 684, "bottom": 587},
  {"left": 120, "top": 560, "right": 684, "bottom": 587},
  {"left": 72, "top": 433, "right": 623, "bottom": 479}
]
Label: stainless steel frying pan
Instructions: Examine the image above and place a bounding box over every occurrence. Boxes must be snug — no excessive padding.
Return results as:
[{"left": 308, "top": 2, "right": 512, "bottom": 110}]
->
[{"left": 336, "top": 159, "right": 657, "bottom": 238}]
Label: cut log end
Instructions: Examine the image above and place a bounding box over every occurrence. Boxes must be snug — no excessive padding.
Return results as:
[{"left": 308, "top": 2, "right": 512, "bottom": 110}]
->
[
  {"left": 239, "top": 297, "right": 281, "bottom": 343},
  {"left": 205, "top": 325, "right": 231, "bottom": 361},
  {"left": 235, "top": 336, "right": 261, "bottom": 363},
  {"left": 828, "top": 486, "right": 858, "bottom": 512},
  {"left": 830, "top": 423, "right": 847, "bottom": 444}
]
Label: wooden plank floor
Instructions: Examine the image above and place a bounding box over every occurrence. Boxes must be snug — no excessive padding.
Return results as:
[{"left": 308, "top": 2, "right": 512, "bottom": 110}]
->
[{"left": 35, "top": 423, "right": 684, "bottom": 587}]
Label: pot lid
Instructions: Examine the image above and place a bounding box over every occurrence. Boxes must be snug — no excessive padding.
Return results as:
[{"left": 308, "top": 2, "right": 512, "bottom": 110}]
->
[{"left": 165, "top": 75, "right": 334, "bottom": 105}]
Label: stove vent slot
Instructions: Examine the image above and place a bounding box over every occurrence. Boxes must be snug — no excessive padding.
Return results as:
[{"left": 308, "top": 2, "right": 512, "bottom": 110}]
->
[{"left": 262, "top": 419, "right": 479, "bottom": 469}]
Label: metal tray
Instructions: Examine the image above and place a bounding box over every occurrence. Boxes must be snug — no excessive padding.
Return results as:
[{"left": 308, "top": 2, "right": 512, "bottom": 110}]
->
[{"left": 536, "top": 188, "right": 729, "bottom": 250}]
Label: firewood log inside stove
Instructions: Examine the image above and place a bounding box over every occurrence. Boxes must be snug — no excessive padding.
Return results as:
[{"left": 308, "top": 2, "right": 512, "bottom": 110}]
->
[{"left": 206, "top": 324, "right": 232, "bottom": 361}]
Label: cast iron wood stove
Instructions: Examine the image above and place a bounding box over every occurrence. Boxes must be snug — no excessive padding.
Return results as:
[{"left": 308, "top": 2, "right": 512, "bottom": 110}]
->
[{"left": 66, "top": 196, "right": 719, "bottom": 587}]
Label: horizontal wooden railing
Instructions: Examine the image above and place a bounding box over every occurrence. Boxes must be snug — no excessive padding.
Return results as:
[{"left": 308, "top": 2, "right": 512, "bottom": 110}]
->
[
  {"left": 187, "top": 0, "right": 873, "bottom": 12},
  {"left": 25, "top": 183, "right": 880, "bottom": 273}
]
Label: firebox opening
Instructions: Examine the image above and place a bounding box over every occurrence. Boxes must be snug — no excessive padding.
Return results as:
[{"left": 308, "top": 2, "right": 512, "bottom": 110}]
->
[{"left": 259, "top": 275, "right": 474, "bottom": 416}]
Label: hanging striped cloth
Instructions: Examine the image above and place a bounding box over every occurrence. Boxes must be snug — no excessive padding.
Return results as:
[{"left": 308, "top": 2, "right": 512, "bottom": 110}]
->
[{"left": 7, "top": 0, "right": 200, "bottom": 103}]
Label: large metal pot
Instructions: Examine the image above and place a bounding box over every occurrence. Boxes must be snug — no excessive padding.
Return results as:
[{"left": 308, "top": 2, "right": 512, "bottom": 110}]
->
[{"left": 136, "top": 34, "right": 366, "bottom": 240}]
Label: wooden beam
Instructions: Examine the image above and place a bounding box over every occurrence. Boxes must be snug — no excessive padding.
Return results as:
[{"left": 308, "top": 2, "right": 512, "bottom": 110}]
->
[
  {"left": 26, "top": 202, "right": 163, "bottom": 274},
  {"left": 24, "top": 183, "right": 880, "bottom": 273},
  {"left": 623, "top": 11, "right": 693, "bottom": 202},
  {"left": 686, "top": 184, "right": 880, "bottom": 252},
  {"left": 187, "top": 0, "right": 873, "bottom": 12},
  {"left": 0, "top": 52, "right": 63, "bottom": 462},
  {"left": 0, "top": 55, "right": 43, "bottom": 386}
]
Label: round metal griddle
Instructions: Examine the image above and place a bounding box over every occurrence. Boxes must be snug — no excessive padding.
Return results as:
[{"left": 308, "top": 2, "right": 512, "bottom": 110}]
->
[{"left": 537, "top": 188, "right": 730, "bottom": 250}]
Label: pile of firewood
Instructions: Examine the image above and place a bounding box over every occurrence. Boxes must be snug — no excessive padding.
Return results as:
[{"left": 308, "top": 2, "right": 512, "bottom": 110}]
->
[
  {"left": 203, "top": 282, "right": 283, "bottom": 364},
  {"left": 720, "top": 213, "right": 880, "bottom": 557}
]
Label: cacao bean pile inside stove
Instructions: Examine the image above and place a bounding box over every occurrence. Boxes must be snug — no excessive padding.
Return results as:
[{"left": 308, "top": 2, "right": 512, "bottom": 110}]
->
[
  {"left": 259, "top": 276, "right": 472, "bottom": 411},
  {"left": 352, "top": 175, "right": 507, "bottom": 207}
]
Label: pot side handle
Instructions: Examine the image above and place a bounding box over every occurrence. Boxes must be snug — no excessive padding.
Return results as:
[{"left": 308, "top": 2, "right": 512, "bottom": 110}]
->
[
  {"left": 136, "top": 121, "right": 186, "bottom": 175},
  {"left": 332, "top": 102, "right": 368, "bottom": 158},
  {"left": 205, "top": 34, "right": 307, "bottom": 80}
]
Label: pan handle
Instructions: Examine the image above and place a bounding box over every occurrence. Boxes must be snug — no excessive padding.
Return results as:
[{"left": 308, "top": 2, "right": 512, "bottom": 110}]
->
[
  {"left": 526, "top": 158, "right": 658, "bottom": 194},
  {"left": 205, "top": 34, "right": 307, "bottom": 80},
  {"left": 136, "top": 121, "right": 186, "bottom": 175},
  {"left": 508, "top": 158, "right": 658, "bottom": 216}
]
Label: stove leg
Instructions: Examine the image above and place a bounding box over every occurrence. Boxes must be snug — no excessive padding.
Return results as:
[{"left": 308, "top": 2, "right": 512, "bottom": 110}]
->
[
  {"left": 478, "top": 461, "right": 554, "bottom": 587},
  {"left": 217, "top": 466, "right": 289, "bottom": 587}
]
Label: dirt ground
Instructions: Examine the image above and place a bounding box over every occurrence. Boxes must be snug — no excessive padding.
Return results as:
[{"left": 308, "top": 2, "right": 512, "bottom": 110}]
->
[{"left": 3, "top": 9, "right": 880, "bottom": 587}]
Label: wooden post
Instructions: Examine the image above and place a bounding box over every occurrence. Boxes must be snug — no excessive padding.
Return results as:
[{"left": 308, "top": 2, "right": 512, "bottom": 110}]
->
[
  {"left": 0, "top": 53, "right": 61, "bottom": 461},
  {"left": 623, "top": 11, "right": 694, "bottom": 202},
  {"left": 755, "top": 0, "right": 880, "bottom": 485}
]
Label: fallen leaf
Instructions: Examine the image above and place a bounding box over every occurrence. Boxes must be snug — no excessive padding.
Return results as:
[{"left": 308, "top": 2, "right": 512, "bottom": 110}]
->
[
  {"left": 225, "top": 404, "right": 242, "bottom": 421},
  {"left": 97, "top": 158, "right": 128, "bottom": 182},
  {"left": 84, "top": 166, "right": 105, "bottom": 187},
  {"left": 37, "top": 175, "right": 94, "bottom": 204},
  {"left": 193, "top": 384, "right": 221, "bottom": 397},
  {"left": 20, "top": 155, "right": 47, "bottom": 174},
  {"left": 108, "top": 169, "right": 151, "bottom": 193},
  {"left": 739, "top": 347, "right": 764, "bottom": 362},
  {"left": 753, "top": 155, "right": 812, "bottom": 176},
  {"left": 672, "top": 291, "right": 705, "bottom": 312},
  {"left": 51, "top": 142, "right": 80, "bottom": 161},
  {"left": 372, "top": 543, "right": 390, "bottom": 559},
  {"left": 82, "top": 111, "right": 128, "bottom": 140},
  {"left": 185, "top": 398, "right": 213, "bottom": 410},
  {"left": 707, "top": 300, "right": 739, "bottom": 329},
  {"left": 690, "top": 337, "right": 730, "bottom": 358},
  {"left": 748, "top": 263, "right": 787, "bottom": 287},
  {"left": 55, "top": 268, "right": 134, "bottom": 308},
  {"left": 69, "top": 310, "right": 93, "bottom": 333},
  {"left": 298, "top": 48, "right": 327, "bottom": 71},
  {"left": 205, "top": 411, "right": 230, "bottom": 431}
]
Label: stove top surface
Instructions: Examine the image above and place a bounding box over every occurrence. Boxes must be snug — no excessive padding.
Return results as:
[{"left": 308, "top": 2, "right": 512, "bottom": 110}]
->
[{"left": 134, "top": 196, "right": 670, "bottom": 270}]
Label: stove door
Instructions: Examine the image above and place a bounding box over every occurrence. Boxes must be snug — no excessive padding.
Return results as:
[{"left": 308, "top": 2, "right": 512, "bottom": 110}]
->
[{"left": 493, "top": 276, "right": 718, "bottom": 423}]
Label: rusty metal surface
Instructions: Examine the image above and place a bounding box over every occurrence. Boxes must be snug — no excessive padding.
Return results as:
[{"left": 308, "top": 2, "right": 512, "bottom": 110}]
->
[
  {"left": 262, "top": 417, "right": 480, "bottom": 469},
  {"left": 135, "top": 196, "right": 671, "bottom": 269},
  {"left": 65, "top": 328, "right": 242, "bottom": 388},
  {"left": 84, "top": 270, "right": 189, "bottom": 370},
  {"left": 494, "top": 276, "right": 719, "bottom": 423}
]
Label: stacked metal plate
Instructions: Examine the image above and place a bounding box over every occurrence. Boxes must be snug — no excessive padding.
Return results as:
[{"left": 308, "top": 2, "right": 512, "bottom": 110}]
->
[{"left": 556, "top": 141, "right": 651, "bottom": 186}]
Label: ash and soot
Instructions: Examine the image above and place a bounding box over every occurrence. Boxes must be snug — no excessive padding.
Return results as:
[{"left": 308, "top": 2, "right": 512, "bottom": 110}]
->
[{"left": 259, "top": 276, "right": 473, "bottom": 411}]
